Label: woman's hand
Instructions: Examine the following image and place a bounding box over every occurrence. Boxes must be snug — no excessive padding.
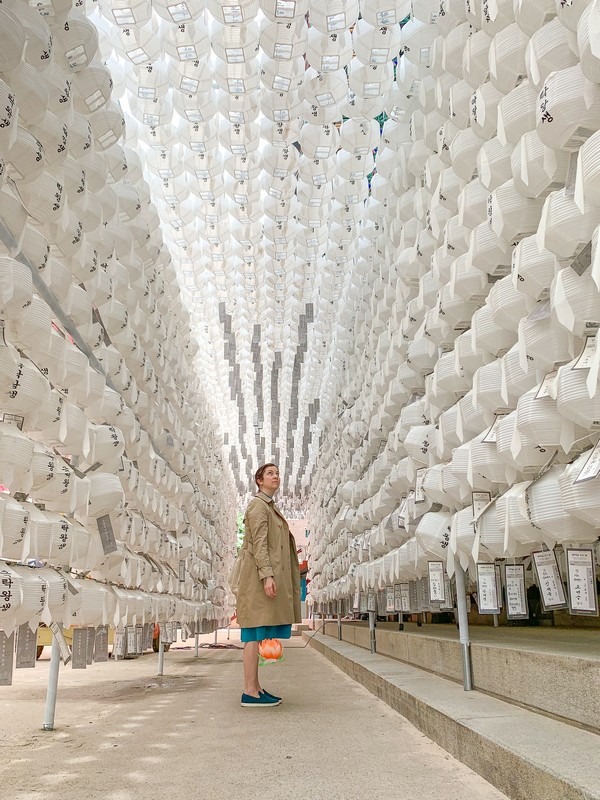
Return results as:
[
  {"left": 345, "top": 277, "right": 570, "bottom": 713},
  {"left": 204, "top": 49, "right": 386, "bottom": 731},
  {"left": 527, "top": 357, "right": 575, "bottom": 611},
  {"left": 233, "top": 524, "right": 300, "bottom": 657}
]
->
[{"left": 263, "top": 577, "right": 277, "bottom": 598}]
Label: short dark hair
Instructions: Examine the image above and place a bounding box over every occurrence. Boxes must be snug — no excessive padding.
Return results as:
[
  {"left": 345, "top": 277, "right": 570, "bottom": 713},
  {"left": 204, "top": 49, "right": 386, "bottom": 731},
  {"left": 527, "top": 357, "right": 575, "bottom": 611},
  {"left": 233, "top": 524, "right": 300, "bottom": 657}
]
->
[{"left": 255, "top": 463, "right": 278, "bottom": 488}]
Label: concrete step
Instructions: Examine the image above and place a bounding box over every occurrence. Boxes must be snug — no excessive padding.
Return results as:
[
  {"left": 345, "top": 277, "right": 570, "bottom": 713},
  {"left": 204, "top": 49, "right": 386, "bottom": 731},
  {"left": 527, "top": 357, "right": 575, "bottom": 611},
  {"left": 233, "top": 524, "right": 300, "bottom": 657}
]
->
[
  {"left": 305, "top": 631, "right": 600, "bottom": 800},
  {"left": 332, "top": 620, "right": 600, "bottom": 732}
]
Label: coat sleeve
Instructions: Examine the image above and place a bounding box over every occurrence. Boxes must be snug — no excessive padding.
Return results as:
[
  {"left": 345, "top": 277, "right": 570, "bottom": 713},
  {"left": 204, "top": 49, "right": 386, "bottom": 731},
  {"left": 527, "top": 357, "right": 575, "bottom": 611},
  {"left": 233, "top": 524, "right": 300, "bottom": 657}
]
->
[{"left": 246, "top": 502, "right": 274, "bottom": 581}]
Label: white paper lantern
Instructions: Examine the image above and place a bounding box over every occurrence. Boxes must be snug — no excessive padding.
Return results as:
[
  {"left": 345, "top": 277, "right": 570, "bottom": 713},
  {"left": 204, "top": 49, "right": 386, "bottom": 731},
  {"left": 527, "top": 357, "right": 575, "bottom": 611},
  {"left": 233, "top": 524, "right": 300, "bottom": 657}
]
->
[
  {"left": 54, "top": 11, "right": 99, "bottom": 72},
  {"left": 536, "top": 64, "right": 600, "bottom": 152}
]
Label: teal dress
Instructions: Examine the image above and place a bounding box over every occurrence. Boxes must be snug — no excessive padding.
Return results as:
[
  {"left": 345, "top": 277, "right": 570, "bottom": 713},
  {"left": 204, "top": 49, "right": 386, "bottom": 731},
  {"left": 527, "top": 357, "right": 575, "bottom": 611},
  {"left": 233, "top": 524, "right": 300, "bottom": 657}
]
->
[{"left": 240, "top": 624, "right": 292, "bottom": 643}]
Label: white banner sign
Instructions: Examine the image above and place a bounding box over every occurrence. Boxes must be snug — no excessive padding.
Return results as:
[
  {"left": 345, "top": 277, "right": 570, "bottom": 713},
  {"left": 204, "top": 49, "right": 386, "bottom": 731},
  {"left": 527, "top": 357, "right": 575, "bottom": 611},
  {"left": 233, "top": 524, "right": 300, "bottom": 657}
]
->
[
  {"left": 427, "top": 561, "right": 446, "bottom": 603},
  {"left": 567, "top": 549, "right": 598, "bottom": 616},
  {"left": 533, "top": 550, "right": 568, "bottom": 611},
  {"left": 505, "top": 564, "right": 528, "bottom": 619},
  {"left": 385, "top": 586, "right": 395, "bottom": 613},
  {"left": 476, "top": 563, "right": 501, "bottom": 614}
]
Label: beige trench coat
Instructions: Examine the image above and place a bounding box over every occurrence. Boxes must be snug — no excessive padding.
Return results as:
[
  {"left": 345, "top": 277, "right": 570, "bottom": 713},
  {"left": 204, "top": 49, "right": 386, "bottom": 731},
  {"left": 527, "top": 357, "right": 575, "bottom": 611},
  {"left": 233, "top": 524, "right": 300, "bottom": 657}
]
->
[{"left": 234, "top": 493, "right": 301, "bottom": 629}]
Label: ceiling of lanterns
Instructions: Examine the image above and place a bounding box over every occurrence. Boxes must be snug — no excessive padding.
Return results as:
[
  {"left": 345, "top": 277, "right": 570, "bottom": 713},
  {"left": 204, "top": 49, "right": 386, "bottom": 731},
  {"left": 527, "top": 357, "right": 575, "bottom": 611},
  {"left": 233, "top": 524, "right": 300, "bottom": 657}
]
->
[{"left": 87, "top": 0, "right": 413, "bottom": 499}]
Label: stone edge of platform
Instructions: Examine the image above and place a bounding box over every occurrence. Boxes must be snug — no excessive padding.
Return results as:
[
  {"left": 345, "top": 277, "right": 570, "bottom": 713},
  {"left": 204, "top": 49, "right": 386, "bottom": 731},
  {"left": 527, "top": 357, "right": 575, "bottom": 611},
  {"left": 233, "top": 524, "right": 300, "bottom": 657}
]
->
[{"left": 304, "top": 631, "right": 600, "bottom": 800}]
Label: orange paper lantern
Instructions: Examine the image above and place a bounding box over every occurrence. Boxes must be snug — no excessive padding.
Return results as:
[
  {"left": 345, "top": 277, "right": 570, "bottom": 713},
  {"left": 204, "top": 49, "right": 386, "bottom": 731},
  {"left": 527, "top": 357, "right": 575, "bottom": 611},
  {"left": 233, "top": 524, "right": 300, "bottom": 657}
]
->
[{"left": 258, "top": 638, "right": 284, "bottom": 662}]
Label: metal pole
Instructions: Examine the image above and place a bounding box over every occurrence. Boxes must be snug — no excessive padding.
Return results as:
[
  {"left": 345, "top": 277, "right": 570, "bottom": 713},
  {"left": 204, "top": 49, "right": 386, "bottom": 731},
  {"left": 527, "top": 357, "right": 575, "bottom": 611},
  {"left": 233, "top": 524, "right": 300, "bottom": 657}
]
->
[
  {"left": 194, "top": 633, "right": 199, "bottom": 658},
  {"left": 157, "top": 638, "right": 165, "bottom": 676},
  {"left": 398, "top": 612, "right": 404, "bottom": 631},
  {"left": 368, "top": 611, "right": 376, "bottom": 654},
  {"left": 493, "top": 613, "right": 500, "bottom": 627},
  {"left": 337, "top": 599, "right": 342, "bottom": 641},
  {"left": 42, "top": 634, "right": 61, "bottom": 731},
  {"left": 213, "top": 626, "right": 218, "bottom": 645},
  {"left": 454, "top": 565, "right": 473, "bottom": 691}
]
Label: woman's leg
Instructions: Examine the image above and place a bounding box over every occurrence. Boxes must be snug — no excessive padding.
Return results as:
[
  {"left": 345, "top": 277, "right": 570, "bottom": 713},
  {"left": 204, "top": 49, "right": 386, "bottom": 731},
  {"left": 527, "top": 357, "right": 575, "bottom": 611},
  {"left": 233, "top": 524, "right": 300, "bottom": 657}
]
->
[{"left": 243, "top": 641, "right": 261, "bottom": 696}]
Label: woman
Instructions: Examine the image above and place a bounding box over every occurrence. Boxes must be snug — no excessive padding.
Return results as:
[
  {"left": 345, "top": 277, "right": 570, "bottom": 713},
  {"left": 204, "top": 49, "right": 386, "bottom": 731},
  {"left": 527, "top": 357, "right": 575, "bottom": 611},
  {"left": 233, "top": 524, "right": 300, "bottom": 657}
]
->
[{"left": 233, "top": 463, "right": 301, "bottom": 708}]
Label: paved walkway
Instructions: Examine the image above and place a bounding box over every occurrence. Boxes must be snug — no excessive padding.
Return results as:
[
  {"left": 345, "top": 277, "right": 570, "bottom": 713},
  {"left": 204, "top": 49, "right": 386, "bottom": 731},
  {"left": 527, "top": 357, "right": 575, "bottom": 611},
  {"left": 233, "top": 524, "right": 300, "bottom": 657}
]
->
[{"left": 0, "top": 632, "right": 507, "bottom": 800}]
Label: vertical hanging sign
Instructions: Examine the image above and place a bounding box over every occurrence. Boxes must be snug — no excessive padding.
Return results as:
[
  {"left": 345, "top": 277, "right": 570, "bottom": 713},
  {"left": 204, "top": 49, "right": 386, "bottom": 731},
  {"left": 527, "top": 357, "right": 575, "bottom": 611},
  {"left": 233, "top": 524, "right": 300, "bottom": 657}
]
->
[
  {"left": 71, "top": 628, "right": 88, "bottom": 669},
  {"left": 495, "top": 565, "right": 503, "bottom": 609},
  {"left": 144, "top": 623, "right": 153, "bottom": 651},
  {"left": 408, "top": 581, "right": 419, "bottom": 612},
  {"left": 352, "top": 587, "right": 360, "bottom": 611},
  {"left": 400, "top": 583, "right": 411, "bottom": 613},
  {"left": 86, "top": 627, "right": 95, "bottom": 665},
  {"left": 359, "top": 593, "right": 367, "bottom": 614},
  {"left": 113, "top": 628, "right": 126, "bottom": 659},
  {"left": 532, "top": 550, "right": 568, "bottom": 611},
  {"left": 566, "top": 549, "right": 599, "bottom": 616},
  {"left": 393, "top": 584, "right": 402, "bottom": 612},
  {"left": 0, "top": 631, "right": 15, "bottom": 686},
  {"left": 97, "top": 515, "right": 117, "bottom": 555},
  {"left": 366, "top": 590, "right": 376, "bottom": 613},
  {"left": 126, "top": 625, "right": 137, "bottom": 655},
  {"left": 94, "top": 626, "right": 109, "bottom": 662},
  {"left": 505, "top": 565, "right": 529, "bottom": 620},
  {"left": 415, "top": 468, "right": 427, "bottom": 502},
  {"left": 136, "top": 624, "right": 144, "bottom": 654},
  {"left": 441, "top": 576, "right": 454, "bottom": 610},
  {"left": 385, "top": 586, "right": 395, "bottom": 613},
  {"left": 16, "top": 624, "right": 37, "bottom": 669},
  {"left": 427, "top": 562, "right": 446, "bottom": 603},
  {"left": 476, "top": 563, "right": 501, "bottom": 614}
]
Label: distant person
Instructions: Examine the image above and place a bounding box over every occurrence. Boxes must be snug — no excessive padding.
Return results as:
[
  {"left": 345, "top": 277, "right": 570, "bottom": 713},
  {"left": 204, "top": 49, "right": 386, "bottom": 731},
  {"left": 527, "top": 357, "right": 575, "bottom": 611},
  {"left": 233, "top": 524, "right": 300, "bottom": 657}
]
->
[{"left": 232, "top": 463, "right": 301, "bottom": 707}]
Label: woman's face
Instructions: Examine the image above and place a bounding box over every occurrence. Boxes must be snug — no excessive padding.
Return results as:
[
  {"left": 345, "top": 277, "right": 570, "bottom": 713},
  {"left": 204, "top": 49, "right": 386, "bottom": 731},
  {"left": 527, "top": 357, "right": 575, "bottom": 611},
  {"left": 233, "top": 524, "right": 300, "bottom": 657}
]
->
[{"left": 258, "top": 465, "right": 280, "bottom": 495}]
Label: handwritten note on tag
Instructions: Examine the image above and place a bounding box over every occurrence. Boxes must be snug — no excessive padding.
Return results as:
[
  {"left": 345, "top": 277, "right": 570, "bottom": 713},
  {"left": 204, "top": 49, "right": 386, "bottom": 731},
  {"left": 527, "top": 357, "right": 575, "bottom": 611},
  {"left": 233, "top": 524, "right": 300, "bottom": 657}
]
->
[
  {"left": 535, "top": 370, "right": 558, "bottom": 400},
  {"left": 482, "top": 415, "right": 508, "bottom": 444},
  {"left": 97, "top": 515, "right": 117, "bottom": 555},
  {"left": 415, "top": 468, "right": 427, "bottom": 502},
  {"left": 113, "top": 628, "right": 126, "bottom": 659},
  {"left": 16, "top": 623, "right": 37, "bottom": 669},
  {"left": 427, "top": 561, "right": 446, "bottom": 602},
  {"left": 94, "top": 626, "right": 109, "bottom": 662},
  {"left": 505, "top": 564, "right": 528, "bottom": 619},
  {"left": 573, "top": 441, "right": 600, "bottom": 484},
  {"left": 573, "top": 335, "right": 596, "bottom": 370},
  {"left": 476, "top": 563, "right": 501, "bottom": 614},
  {"left": 472, "top": 491, "right": 492, "bottom": 520},
  {"left": 533, "top": 550, "right": 568, "bottom": 611},
  {"left": 385, "top": 586, "right": 395, "bottom": 613},
  {"left": 367, "top": 590, "right": 376, "bottom": 613},
  {"left": 0, "top": 632, "right": 15, "bottom": 686},
  {"left": 71, "top": 628, "right": 88, "bottom": 669},
  {"left": 567, "top": 548, "right": 598, "bottom": 616}
]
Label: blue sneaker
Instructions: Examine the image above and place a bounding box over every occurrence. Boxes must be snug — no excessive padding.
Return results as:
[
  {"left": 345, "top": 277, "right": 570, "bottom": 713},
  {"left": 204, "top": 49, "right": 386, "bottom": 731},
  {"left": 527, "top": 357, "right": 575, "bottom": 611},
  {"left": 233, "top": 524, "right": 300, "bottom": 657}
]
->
[
  {"left": 241, "top": 692, "right": 281, "bottom": 708},
  {"left": 260, "top": 689, "right": 282, "bottom": 703}
]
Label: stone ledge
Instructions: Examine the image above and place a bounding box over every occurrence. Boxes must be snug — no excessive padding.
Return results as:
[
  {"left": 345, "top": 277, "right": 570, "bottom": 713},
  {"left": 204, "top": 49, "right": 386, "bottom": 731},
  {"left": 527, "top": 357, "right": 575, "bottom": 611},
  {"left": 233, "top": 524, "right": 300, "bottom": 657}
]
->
[
  {"left": 326, "top": 621, "right": 600, "bottom": 731},
  {"left": 305, "top": 631, "right": 600, "bottom": 800}
]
